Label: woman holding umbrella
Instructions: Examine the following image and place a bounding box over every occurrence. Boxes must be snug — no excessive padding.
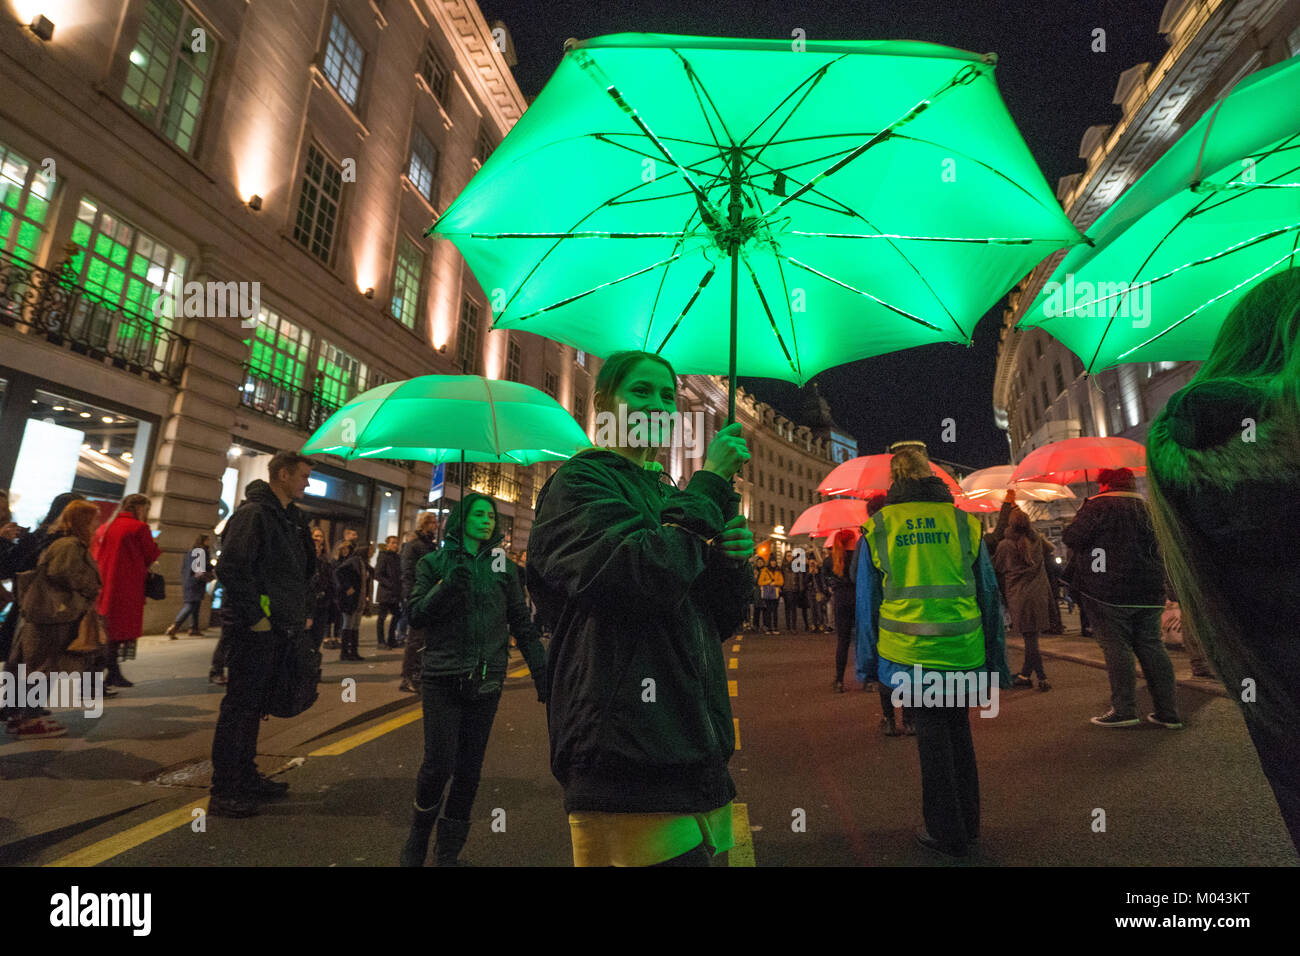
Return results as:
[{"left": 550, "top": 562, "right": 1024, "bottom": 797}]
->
[
  {"left": 527, "top": 350, "right": 754, "bottom": 867},
  {"left": 399, "top": 493, "right": 547, "bottom": 867}
]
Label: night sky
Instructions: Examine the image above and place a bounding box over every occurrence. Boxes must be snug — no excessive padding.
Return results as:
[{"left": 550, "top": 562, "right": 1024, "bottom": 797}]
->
[{"left": 485, "top": 0, "right": 1173, "bottom": 467}]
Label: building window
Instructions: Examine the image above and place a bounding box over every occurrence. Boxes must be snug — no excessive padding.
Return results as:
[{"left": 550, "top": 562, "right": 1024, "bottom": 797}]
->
[
  {"left": 779, "top": 507, "right": 786, "bottom": 526},
  {"left": 390, "top": 236, "right": 423, "bottom": 330},
  {"left": 293, "top": 144, "right": 342, "bottom": 263},
  {"left": 475, "top": 126, "right": 493, "bottom": 165},
  {"left": 70, "top": 196, "right": 187, "bottom": 322},
  {"left": 1040, "top": 380, "right": 1051, "bottom": 413},
  {"left": 575, "top": 349, "right": 587, "bottom": 368},
  {"left": 543, "top": 370, "right": 558, "bottom": 399},
  {"left": 505, "top": 338, "right": 522, "bottom": 382},
  {"left": 1035, "top": 337, "right": 1043, "bottom": 359},
  {"left": 1054, "top": 361, "right": 1066, "bottom": 395},
  {"left": 419, "top": 39, "right": 451, "bottom": 102},
  {"left": 778, "top": 477, "right": 784, "bottom": 495},
  {"left": 573, "top": 387, "right": 587, "bottom": 429},
  {"left": 798, "top": 487, "right": 804, "bottom": 502},
  {"left": 457, "top": 297, "right": 481, "bottom": 374},
  {"left": 407, "top": 128, "right": 438, "bottom": 203},
  {"left": 758, "top": 472, "right": 764, "bottom": 489},
  {"left": 121, "top": 0, "right": 216, "bottom": 153},
  {"left": 322, "top": 13, "right": 365, "bottom": 108},
  {"left": 0, "top": 140, "right": 54, "bottom": 263},
  {"left": 1072, "top": 354, "right": 1084, "bottom": 376},
  {"left": 248, "top": 305, "right": 312, "bottom": 387},
  {"left": 316, "top": 341, "right": 369, "bottom": 407}
]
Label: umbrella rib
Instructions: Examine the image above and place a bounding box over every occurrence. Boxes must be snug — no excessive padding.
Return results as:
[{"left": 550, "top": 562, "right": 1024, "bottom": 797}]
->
[
  {"left": 652, "top": 266, "right": 718, "bottom": 354},
  {"left": 782, "top": 255, "right": 946, "bottom": 332},
  {"left": 674, "top": 52, "right": 736, "bottom": 156},
  {"left": 510, "top": 252, "right": 689, "bottom": 322},
  {"left": 740, "top": 249, "right": 801, "bottom": 380},
  {"left": 642, "top": 204, "right": 708, "bottom": 351},
  {"left": 737, "top": 58, "right": 844, "bottom": 177}
]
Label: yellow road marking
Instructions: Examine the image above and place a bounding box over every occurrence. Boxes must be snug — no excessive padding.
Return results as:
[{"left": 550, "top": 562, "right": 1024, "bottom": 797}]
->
[
  {"left": 733, "top": 717, "right": 741, "bottom": 750},
  {"left": 47, "top": 798, "right": 209, "bottom": 867},
  {"left": 729, "top": 802, "right": 755, "bottom": 867},
  {"left": 507, "top": 665, "right": 531, "bottom": 679},
  {"left": 728, "top": 680, "right": 737, "bottom": 697},
  {"left": 310, "top": 706, "right": 422, "bottom": 756},
  {"left": 729, "top": 657, "right": 738, "bottom": 669}
]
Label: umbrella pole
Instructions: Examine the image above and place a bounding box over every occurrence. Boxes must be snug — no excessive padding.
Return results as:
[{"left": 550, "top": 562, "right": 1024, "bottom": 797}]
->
[{"left": 727, "top": 146, "right": 742, "bottom": 426}]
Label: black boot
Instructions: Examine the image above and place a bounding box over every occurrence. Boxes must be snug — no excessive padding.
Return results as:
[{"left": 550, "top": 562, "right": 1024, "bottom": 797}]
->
[
  {"left": 434, "top": 816, "right": 472, "bottom": 866},
  {"left": 399, "top": 801, "right": 440, "bottom": 867},
  {"left": 348, "top": 629, "right": 365, "bottom": 661}
]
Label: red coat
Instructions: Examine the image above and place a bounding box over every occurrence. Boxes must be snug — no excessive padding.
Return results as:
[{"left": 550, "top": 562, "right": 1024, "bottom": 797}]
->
[{"left": 94, "top": 514, "right": 161, "bottom": 643}]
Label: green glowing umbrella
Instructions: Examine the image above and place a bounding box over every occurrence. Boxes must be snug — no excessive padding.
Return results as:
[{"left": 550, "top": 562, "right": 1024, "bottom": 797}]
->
[
  {"left": 1019, "top": 55, "right": 1300, "bottom": 371},
  {"left": 429, "top": 33, "right": 1081, "bottom": 418},
  {"left": 300, "top": 375, "right": 591, "bottom": 466}
]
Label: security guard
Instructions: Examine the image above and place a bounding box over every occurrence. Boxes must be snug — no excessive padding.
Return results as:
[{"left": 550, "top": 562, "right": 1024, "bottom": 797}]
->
[{"left": 857, "top": 446, "right": 1008, "bottom": 857}]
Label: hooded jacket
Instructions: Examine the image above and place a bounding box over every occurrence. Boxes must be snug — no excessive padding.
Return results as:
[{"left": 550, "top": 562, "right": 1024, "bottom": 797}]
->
[
  {"left": 216, "top": 479, "right": 315, "bottom": 632},
  {"left": 400, "top": 530, "right": 437, "bottom": 604},
  {"left": 374, "top": 548, "right": 402, "bottom": 604},
  {"left": 526, "top": 449, "right": 753, "bottom": 815},
  {"left": 408, "top": 522, "right": 545, "bottom": 683},
  {"left": 1061, "top": 490, "right": 1165, "bottom": 606}
]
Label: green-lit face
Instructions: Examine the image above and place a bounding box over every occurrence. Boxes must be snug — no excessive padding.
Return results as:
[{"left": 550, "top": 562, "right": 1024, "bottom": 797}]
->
[
  {"left": 602, "top": 358, "right": 677, "bottom": 449},
  {"left": 463, "top": 499, "right": 496, "bottom": 544}
]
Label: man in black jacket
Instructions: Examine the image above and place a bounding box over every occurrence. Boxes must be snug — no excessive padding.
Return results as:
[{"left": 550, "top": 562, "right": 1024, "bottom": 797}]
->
[
  {"left": 1062, "top": 467, "right": 1182, "bottom": 730},
  {"left": 209, "top": 451, "right": 316, "bottom": 817},
  {"left": 398, "top": 511, "right": 438, "bottom": 693},
  {"left": 374, "top": 535, "right": 403, "bottom": 648}
]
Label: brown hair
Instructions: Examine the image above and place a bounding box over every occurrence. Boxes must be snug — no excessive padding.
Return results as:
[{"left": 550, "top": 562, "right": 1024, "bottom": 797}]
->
[
  {"left": 593, "top": 350, "right": 677, "bottom": 411},
  {"left": 55, "top": 499, "right": 100, "bottom": 546},
  {"left": 269, "top": 450, "right": 315, "bottom": 482},
  {"left": 832, "top": 529, "right": 853, "bottom": 578},
  {"left": 889, "top": 447, "right": 931, "bottom": 483},
  {"left": 1005, "top": 507, "right": 1040, "bottom": 565},
  {"left": 106, "top": 493, "right": 150, "bottom": 528}
]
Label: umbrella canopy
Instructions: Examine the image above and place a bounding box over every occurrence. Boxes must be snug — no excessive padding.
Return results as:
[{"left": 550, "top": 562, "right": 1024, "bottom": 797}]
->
[
  {"left": 431, "top": 33, "right": 1081, "bottom": 412},
  {"left": 790, "top": 498, "right": 870, "bottom": 537},
  {"left": 1009, "top": 437, "right": 1146, "bottom": 486},
  {"left": 818, "top": 453, "right": 964, "bottom": 498},
  {"left": 1018, "top": 55, "right": 1300, "bottom": 371},
  {"left": 300, "top": 375, "right": 591, "bottom": 465},
  {"left": 954, "top": 495, "right": 1003, "bottom": 514},
  {"left": 960, "top": 465, "right": 1076, "bottom": 503}
]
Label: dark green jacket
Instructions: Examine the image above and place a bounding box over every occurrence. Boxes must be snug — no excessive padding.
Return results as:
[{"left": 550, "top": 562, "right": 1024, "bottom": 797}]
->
[
  {"left": 409, "top": 527, "right": 545, "bottom": 682},
  {"left": 526, "top": 449, "right": 753, "bottom": 814}
]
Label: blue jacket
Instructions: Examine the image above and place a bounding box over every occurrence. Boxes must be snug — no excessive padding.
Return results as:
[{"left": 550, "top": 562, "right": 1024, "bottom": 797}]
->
[{"left": 853, "top": 477, "right": 1012, "bottom": 691}]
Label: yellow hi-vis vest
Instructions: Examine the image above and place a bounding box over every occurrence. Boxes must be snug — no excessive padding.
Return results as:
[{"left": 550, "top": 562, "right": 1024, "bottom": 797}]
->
[{"left": 865, "top": 501, "right": 985, "bottom": 669}]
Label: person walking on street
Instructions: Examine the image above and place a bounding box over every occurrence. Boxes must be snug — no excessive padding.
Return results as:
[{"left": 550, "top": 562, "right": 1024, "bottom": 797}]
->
[
  {"left": 5, "top": 500, "right": 102, "bottom": 739},
  {"left": 1062, "top": 467, "right": 1182, "bottom": 730},
  {"left": 93, "top": 494, "right": 160, "bottom": 688},
  {"left": 857, "top": 447, "right": 1009, "bottom": 858},
  {"left": 1147, "top": 267, "right": 1300, "bottom": 850},
  {"left": 399, "top": 512, "right": 438, "bottom": 694},
  {"left": 756, "top": 557, "right": 782, "bottom": 634},
  {"left": 167, "top": 534, "right": 213, "bottom": 638},
  {"left": 333, "top": 541, "right": 367, "bottom": 662},
  {"left": 994, "top": 510, "right": 1054, "bottom": 691},
  {"left": 780, "top": 553, "right": 801, "bottom": 633},
  {"left": 208, "top": 451, "right": 316, "bottom": 818},
  {"left": 399, "top": 494, "right": 547, "bottom": 867},
  {"left": 306, "top": 537, "right": 337, "bottom": 663},
  {"left": 374, "top": 535, "right": 402, "bottom": 648},
  {"left": 825, "top": 531, "right": 857, "bottom": 693},
  {"left": 527, "top": 349, "right": 754, "bottom": 867}
]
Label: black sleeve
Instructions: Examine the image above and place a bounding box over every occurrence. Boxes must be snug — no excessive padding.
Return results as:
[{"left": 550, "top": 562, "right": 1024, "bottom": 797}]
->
[
  {"left": 695, "top": 547, "right": 755, "bottom": 641},
  {"left": 214, "top": 505, "right": 265, "bottom": 628},
  {"left": 400, "top": 542, "right": 420, "bottom": 602},
  {"left": 527, "top": 458, "right": 735, "bottom": 620},
  {"left": 1061, "top": 500, "right": 1099, "bottom": 553},
  {"left": 505, "top": 563, "right": 546, "bottom": 676},
  {"left": 408, "top": 550, "right": 461, "bottom": 628}
]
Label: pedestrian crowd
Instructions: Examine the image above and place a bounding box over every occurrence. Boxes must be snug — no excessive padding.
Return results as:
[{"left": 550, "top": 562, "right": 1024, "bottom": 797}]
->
[{"left": 1, "top": 269, "right": 1296, "bottom": 864}]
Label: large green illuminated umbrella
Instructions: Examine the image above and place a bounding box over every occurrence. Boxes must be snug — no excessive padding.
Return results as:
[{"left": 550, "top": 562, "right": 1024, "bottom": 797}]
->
[
  {"left": 301, "top": 375, "right": 591, "bottom": 466},
  {"left": 429, "top": 33, "right": 1081, "bottom": 418},
  {"left": 1019, "top": 55, "right": 1300, "bottom": 371}
]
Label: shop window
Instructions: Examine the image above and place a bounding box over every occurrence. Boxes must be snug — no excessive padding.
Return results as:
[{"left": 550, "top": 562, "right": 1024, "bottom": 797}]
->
[
  {"left": 294, "top": 144, "right": 342, "bottom": 263},
  {"left": 121, "top": 0, "right": 216, "bottom": 153},
  {"left": 70, "top": 197, "right": 186, "bottom": 320},
  {"left": 407, "top": 128, "right": 438, "bottom": 203},
  {"left": 0, "top": 140, "right": 54, "bottom": 264},
  {"left": 8, "top": 389, "right": 151, "bottom": 526},
  {"left": 321, "top": 13, "right": 365, "bottom": 108},
  {"left": 390, "top": 236, "right": 424, "bottom": 330}
]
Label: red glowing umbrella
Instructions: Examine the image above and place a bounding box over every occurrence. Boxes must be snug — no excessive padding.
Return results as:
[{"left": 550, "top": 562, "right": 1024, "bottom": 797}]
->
[
  {"left": 818, "top": 453, "right": 964, "bottom": 498},
  {"left": 1009, "top": 437, "right": 1146, "bottom": 486},
  {"left": 954, "top": 494, "right": 1002, "bottom": 514},
  {"left": 790, "top": 499, "right": 870, "bottom": 538}
]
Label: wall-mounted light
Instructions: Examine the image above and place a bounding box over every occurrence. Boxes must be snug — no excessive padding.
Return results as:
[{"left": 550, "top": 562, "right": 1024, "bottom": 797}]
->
[
  {"left": 364, "top": 287, "right": 375, "bottom": 299},
  {"left": 29, "top": 15, "right": 54, "bottom": 41},
  {"left": 247, "top": 194, "right": 263, "bottom": 211},
  {"left": 438, "top": 344, "right": 447, "bottom": 353}
]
